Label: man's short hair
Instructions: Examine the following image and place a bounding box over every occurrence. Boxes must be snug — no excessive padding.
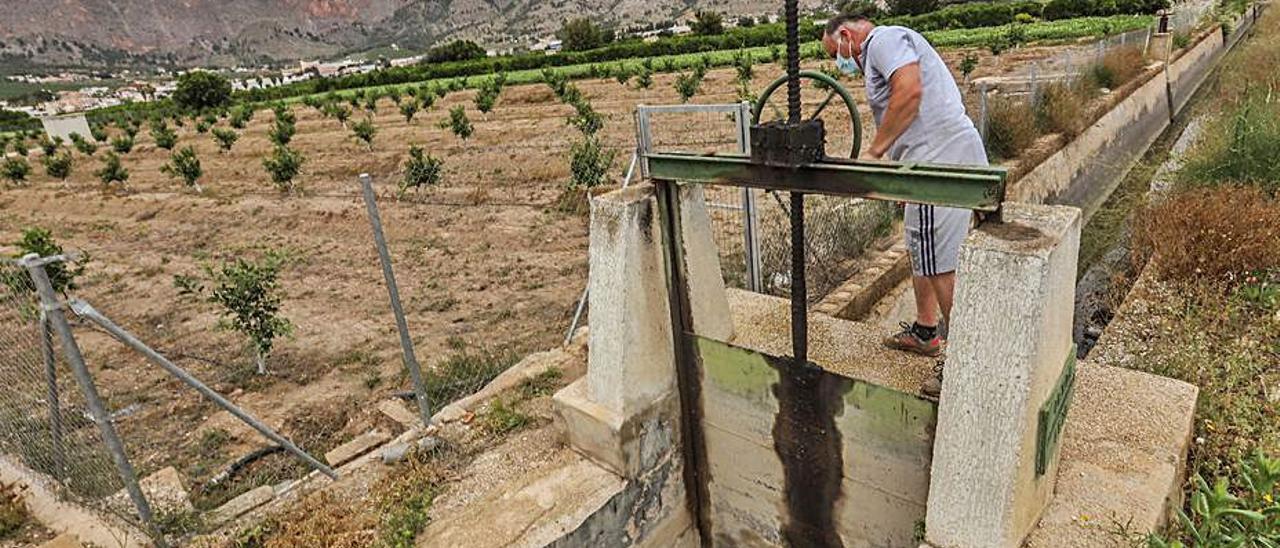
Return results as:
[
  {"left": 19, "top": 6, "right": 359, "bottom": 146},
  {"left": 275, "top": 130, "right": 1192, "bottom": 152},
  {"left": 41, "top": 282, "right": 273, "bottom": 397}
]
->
[{"left": 824, "top": 14, "right": 870, "bottom": 36}]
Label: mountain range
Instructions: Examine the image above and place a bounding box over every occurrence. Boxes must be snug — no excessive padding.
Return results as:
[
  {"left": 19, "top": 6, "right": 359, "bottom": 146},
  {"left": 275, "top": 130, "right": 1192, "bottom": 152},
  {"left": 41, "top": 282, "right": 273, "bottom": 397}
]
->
[{"left": 0, "top": 0, "right": 823, "bottom": 72}]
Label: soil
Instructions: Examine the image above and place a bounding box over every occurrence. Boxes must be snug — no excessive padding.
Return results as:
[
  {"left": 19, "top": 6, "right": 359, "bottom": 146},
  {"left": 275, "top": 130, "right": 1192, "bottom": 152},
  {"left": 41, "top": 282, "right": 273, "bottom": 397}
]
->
[{"left": 0, "top": 39, "right": 1094, "bottom": 532}]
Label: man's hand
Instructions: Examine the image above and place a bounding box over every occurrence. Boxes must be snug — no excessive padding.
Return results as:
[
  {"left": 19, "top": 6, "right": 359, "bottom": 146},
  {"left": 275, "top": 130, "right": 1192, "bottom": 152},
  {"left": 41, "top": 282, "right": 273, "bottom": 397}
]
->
[{"left": 865, "top": 62, "right": 923, "bottom": 161}]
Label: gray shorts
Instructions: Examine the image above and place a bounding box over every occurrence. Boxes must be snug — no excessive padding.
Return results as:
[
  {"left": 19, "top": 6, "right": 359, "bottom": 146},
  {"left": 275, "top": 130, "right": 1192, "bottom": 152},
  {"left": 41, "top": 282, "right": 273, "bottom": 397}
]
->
[
  {"left": 896, "top": 128, "right": 986, "bottom": 277},
  {"left": 905, "top": 204, "right": 972, "bottom": 277}
]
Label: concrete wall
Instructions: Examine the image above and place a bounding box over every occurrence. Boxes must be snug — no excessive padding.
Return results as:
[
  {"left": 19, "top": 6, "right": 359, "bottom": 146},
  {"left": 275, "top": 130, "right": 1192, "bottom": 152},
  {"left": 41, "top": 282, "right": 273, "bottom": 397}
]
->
[
  {"left": 696, "top": 337, "right": 937, "bottom": 547},
  {"left": 40, "top": 115, "right": 92, "bottom": 141},
  {"left": 1011, "top": 9, "right": 1259, "bottom": 214}
]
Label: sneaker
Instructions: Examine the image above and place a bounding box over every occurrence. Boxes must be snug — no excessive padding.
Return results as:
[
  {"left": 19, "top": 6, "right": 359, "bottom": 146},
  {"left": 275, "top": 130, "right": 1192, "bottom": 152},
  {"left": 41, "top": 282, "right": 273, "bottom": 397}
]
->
[
  {"left": 921, "top": 360, "right": 945, "bottom": 399},
  {"left": 883, "top": 322, "right": 943, "bottom": 357}
]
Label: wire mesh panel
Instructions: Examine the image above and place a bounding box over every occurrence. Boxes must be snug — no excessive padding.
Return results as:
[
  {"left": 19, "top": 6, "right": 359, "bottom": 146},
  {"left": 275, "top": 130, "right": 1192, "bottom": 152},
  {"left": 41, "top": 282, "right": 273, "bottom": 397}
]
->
[
  {"left": 0, "top": 267, "right": 130, "bottom": 522},
  {"left": 638, "top": 104, "right": 758, "bottom": 290}
]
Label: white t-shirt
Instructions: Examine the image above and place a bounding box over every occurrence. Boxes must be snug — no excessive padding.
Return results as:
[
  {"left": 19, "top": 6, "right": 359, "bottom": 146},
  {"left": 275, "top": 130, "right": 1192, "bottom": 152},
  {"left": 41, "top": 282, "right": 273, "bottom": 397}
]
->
[{"left": 859, "top": 26, "right": 984, "bottom": 164}]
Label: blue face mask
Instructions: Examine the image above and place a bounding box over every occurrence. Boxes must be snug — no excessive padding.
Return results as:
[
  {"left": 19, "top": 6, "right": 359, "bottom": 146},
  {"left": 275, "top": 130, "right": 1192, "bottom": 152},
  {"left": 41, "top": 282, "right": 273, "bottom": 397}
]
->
[{"left": 835, "top": 36, "right": 861, "bottom": 77}]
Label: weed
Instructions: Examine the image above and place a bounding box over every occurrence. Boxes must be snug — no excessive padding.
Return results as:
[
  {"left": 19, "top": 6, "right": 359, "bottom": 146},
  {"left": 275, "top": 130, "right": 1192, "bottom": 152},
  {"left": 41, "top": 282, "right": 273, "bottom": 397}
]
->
[
  {"left": 1086, "top": 45, "right": 1144, "bottom": 90},
  {"left": 424, "top": 346, "right": 519, "bottom": 408},
  {"left": 1133, "top": 187, "right": 1280, "bottom": 284},
  {"left": 0, "top": 486, "right": 28, "bottom": 540},
  {"left": 198, "top": 428, "right": 232, "bottom": 454},
  {"left": 1149, "top": 452, "right": 1280, "bottom": 546},
  {"left": 1035, "top": 80, "right": 1090, "bottom": 137},
  {"left": 984, "top": 95, "right": 1039, "bottom": 159},
  {"left": 482, "top": 398, "right": 532, "bottom": 435},
  {"left": 1172, "top": 30, "right": 1191, "bottom": 50},
  {"left": 156, "top": 508, "right": 205, "bottom": 537},
  {"left": 376, "top": 455, "right": 443, "bottom": 547},
  {"left": 1179, "top": 97, "right": 1280, "bottom": 195},
  {"left": 519, "top": 367, "right": 564, "bottom": 398}
]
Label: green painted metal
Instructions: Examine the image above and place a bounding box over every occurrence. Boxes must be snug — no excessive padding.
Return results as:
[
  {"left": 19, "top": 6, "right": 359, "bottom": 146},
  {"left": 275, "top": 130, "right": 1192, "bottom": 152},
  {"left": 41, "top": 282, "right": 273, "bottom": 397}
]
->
[
  {"left": 646, "top": 152, "right": 1007, "bottom": 211},
  {"left": 751, "top": 70, "right": 863, "bottom": 158},
  {"left": 1036, "top": 346, "right": 1078, "bottom": 477}
]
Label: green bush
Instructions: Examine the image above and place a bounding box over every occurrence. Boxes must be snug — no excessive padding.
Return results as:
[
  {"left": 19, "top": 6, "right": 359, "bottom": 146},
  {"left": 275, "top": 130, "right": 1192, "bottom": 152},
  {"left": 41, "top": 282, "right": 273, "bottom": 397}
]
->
[
  {"left": 150, "top": 120, "right": 178, "bottom": 150},
  {"left": 161, "top": 146, "right": 203, "bottom": 192},
  {"left": 111, "top": 134, "right": 134, "bottom": 154},
  {"left": 674, "top": 72, "right": 703, "bottom": 103},
  {"left": 568, "top": 136, "right": 616, "bottom": 190},
  {"left": 42, "top": 151, "right": 73, "bottom": 183},
  {"left": 441, "top": 106, "right": 473, "bottom": 140},
  {"left": 400, "top": 145, "right": 443, "bottom": 198},
  {"left": 268, "top": 108, "right": 296, "bottom": 146},
  {"left": 400, "top": 100, "right": 419, "bottom": 123},
  {"left": 212, "top": 127, "right": 239, "bottom": 153},
  {"left": 6, "top": 227, "right": 86, "bottom": 296},
  {"left": 195, "top": 252, "right": 293, "bottom": 375},
  {"left": 351, "top": 118, "right": 377, "bottom": 149},
  {"left": 95, "top": 152, "right": 129, "bottom": 187},
  {"left": 262, "top": 145, "right": 304, "bottom": 192},
  {"left": 68, "top": 133, "right": 97, "bottom": 156},
  {"left": 229, "top": 106, "right": 253, "bottom": 129},
  {"left": 634, "top": 68, "right": 653, "bottom": 89},
  {"left": 2, "top": 157, "right": 30, "bottom": 185}
]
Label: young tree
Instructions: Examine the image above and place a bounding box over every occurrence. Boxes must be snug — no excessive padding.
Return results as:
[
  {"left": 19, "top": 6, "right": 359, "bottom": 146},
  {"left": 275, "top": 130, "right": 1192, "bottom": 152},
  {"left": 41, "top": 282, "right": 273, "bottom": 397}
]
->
[
  {"left": 614, "top": 65, "right": 632, "bottom": 85},
  {"left": 199, "top": 252, "right": 293, "bottom": 375},
  {"left": 173, "top": 70, "right": 233, "bottom": 112},
  {"left": 38, "top": 135, "right": 62, "bottom": 156},
  {"left": 674, "top": 72, "right": 702, "bottom": 103},
  {"left": 399, "top": 99, "right": 419, "bottom": 123},
  {"left": 568, "top": 101, "right": 604, "bottom": 135},
  {"left": 95, "top": 152, "right": 130, "bottom": 188},
  {"left": 69, "top": 132, "right": 97, "bottom": 156},
  {"left": 634, "top": 68, "right": 653, "bottom": 90},
  {"left": 2, "top": 157, "right": 30, "bottom": 185},
  {"left": 474, "top": 85, "right": 499, "bottom": 114},
  {"left": 42, "top": 151, "right": 73, "bottom": 184},
  {"left": 440, "top": 105, "right": 474, "bottom": 140},
  {"left": 111, "top": 134, "right": 134, "bottom": 154},
  {"left": 960, "top": 53, "right": 979, "bottom": 85},
  {"left": 262, "top": 145, "right": 304, "bottom": 193},
  {"left": 90, "top": 125, "right": 109, "bottom": 143},
  {"left": 399, "top": 145, "right": 443, "bottom": 198},
  {"left": 195, "top": 119, "right": 212, "bottom": 134},
  {"left": 229, "top": 106, "right": 253, "bottom": 129},
  {"left": 161, "top": 146, "right": 203, "bottom": 192},
  {"left": 692, "top": 11, "right": 725, "bottom": 35},
  {"left": 7, "top": 227, "right": 87, "bottom": 297},
  {"left": 212, "top": 127, "right": 239, "bottom": 153},
  {"left": 350, "top": 117, "right": 377, "bottom": 149},
  {"left": 150, "top": 120, "right": 178, "bottom": 150},
  {"left": 268, "top": 108, "right": 296, "bottom": 146},
  {"left": 568, "top": 135, "right": 616, "bottom": 190}
]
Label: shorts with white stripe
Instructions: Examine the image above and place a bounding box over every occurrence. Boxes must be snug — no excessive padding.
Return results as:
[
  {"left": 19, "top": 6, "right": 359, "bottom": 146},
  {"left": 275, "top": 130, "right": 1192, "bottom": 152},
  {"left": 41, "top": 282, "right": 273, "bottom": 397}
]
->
[{"left": 905, "top": 204, "right": 971, "bottom": 277}]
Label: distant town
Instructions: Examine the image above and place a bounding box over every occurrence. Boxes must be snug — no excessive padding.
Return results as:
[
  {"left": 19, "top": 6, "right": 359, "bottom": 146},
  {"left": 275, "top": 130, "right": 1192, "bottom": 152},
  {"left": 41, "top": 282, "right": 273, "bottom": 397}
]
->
[{"left": 1, "top": 13, "right": 781, "bottom": 119}]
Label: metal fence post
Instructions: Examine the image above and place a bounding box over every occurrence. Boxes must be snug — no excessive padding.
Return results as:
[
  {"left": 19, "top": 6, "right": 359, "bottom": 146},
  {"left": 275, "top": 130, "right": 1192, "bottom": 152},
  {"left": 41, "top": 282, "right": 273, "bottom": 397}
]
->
[
  {"left": 978, "top": 82, "right": 990, "bottom": 142},
  {"left": 69, "top": 299, "right": 338, "bottom": 480},
  {"left": 358, "top": 173, "right": 432, "bottom": 427},
  {"left": 19, "top": 254, "right": 165, "bottom": 547},
  {"left": 736, "top": 101, "right": 764, "bottom": 292},
  {"left": 38, "top": 312, "right": 65, "bottom": 479}
]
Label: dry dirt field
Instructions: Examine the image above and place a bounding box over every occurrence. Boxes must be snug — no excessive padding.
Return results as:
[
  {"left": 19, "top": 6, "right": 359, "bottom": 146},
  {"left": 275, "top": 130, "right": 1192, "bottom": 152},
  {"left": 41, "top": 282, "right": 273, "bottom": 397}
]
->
[{"left": 0, "top": 42, "right": 1084, "bottom": 536}]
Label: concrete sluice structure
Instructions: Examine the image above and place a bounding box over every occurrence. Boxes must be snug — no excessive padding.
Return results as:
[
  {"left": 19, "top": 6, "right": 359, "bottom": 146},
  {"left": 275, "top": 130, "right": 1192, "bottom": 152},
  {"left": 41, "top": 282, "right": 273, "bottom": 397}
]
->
[{"left": 444, "top": 176, "right": 1190, "bottom": 548}]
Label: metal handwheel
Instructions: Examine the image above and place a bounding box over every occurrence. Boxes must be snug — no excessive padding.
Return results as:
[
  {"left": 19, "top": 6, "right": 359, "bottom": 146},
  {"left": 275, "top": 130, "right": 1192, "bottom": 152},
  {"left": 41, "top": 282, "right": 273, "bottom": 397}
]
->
[{"left": 752, "top": 70, "right": 863, "bottom": 159}]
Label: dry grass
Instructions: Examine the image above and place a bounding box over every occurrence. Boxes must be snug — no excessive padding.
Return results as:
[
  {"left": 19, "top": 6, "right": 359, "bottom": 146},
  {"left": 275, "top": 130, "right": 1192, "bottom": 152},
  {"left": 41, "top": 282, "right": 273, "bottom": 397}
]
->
[
  {"left": 1134, "top": 187, "right": 1280, "bottom": 285},
  {"left": 1035, "top": 80, "right": 1093, "bottom": 138},
  {"left": 985, "top": 95, "right": 1040, "bottom": 160},
  {"left": 1086, "top": 45, "right": 1146, "bottom": 90}
]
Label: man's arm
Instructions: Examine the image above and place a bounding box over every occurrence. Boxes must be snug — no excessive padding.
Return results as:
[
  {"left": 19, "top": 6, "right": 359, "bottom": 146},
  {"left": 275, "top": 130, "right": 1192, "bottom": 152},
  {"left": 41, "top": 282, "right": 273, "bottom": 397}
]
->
[{"left": 867, "top": 62, "right": 922, "bottom": 160}]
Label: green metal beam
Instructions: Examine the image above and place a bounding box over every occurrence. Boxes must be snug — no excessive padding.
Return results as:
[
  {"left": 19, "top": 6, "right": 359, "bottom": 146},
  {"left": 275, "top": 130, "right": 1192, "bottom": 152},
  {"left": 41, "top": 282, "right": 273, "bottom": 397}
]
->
[{"left": 646, "top": 152, "right": 1007, "bottom": 212}]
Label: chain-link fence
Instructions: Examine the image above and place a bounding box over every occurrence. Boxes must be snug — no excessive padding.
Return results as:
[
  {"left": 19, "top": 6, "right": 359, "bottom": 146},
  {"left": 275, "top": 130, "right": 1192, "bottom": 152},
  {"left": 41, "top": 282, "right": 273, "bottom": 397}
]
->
[{"left": 0, "top": 262, "right": 142, "bottom": 535}]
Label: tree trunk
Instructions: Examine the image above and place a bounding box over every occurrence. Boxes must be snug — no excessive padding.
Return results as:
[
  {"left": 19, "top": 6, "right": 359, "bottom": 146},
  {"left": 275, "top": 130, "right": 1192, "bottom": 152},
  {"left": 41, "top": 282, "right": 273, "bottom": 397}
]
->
[{"left": 256, "top": 351, "right": 267, "bottom": 375}]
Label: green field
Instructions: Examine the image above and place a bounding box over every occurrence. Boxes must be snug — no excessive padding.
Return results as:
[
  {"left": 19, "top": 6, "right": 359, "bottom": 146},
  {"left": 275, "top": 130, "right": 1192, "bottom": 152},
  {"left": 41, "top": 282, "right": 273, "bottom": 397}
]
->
[{"left": 279, "top": 15, "right": 1154, "bottom": 105}]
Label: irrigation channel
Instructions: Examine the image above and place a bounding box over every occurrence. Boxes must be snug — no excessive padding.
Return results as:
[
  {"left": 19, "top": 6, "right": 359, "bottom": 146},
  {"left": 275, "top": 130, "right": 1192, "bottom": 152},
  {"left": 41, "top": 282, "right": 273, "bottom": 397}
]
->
[{"left": 1072, "top": 29, "right": 1246, "bottom": 358}]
